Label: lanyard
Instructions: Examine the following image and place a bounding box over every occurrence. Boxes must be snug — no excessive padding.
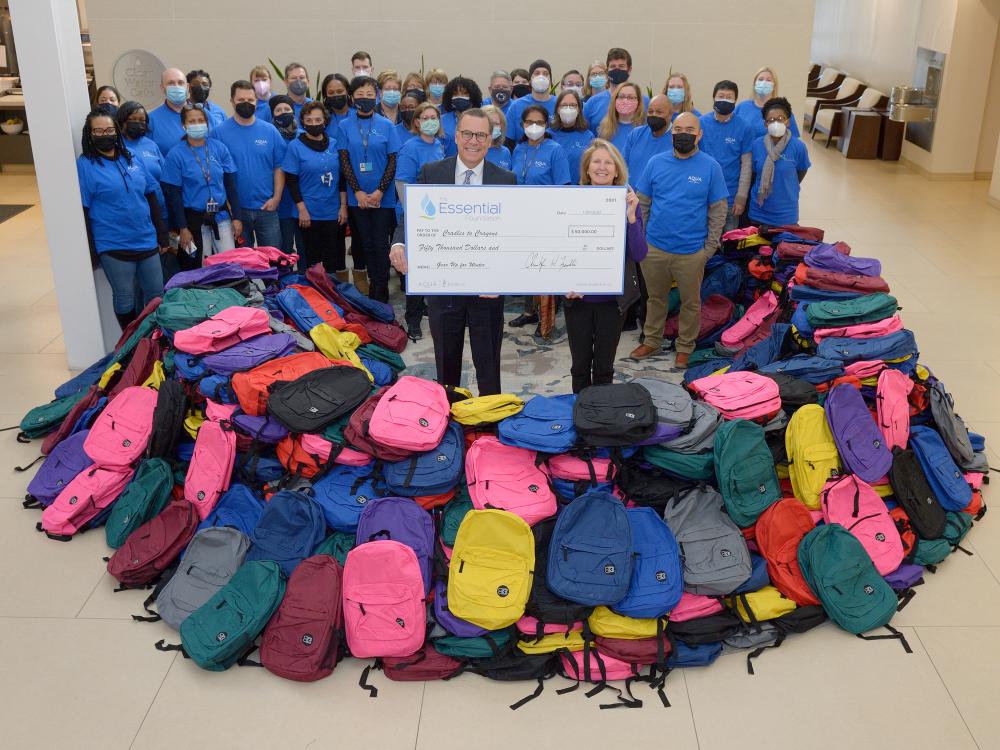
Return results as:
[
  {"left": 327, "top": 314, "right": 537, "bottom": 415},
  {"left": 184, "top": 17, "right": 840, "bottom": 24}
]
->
[
  {"left": 187, "top": 142, "right": 217, "bottom": 200},
  {"left": 356, "top": 116, "right": 375, "bottom": 162},
  {"left": 520, "top": 142, "right": 542, "bottom": 183}
]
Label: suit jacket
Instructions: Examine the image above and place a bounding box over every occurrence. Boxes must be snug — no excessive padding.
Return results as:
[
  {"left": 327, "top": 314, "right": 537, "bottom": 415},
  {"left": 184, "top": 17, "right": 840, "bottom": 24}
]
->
[{"left": 391, "top": 156, "right": 517, "bottom": 246}]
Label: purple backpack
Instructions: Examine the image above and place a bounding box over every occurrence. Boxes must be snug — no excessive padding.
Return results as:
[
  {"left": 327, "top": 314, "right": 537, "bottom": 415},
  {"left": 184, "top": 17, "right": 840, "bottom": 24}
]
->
[
  {"left": 432, "top": 579, "right": 489, "bottom": 637},
  {"left": 884, "top": 562, "right": 924, "bottom": 591},
  {"left": 202, "top": 333, "right": 298, "bottom": 375},
  {"left": 804, "top": 245, "right": 881, "bottom": 278},
  {"left": 24, "top": 430, "right": 94, "bottom": 509},
  {"left": 231, "top": 412, "right": 289, "bottom": 444},
  {"left": 824, "top": 383, "right": 893, "bottom": 482},
  {"left": 163, "top": 262, "right": 248, "bottom": 291},
  {"left": 354, "top": 496, "right": 434, "bottom": 593}
]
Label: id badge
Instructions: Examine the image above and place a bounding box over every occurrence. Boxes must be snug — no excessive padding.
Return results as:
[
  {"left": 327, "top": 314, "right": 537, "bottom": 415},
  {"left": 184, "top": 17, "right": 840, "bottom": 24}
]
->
[
  {"left": 359, "top": 161, "right": 373, "bottom": 173},
  {"left": 205, "top": 197, "right": 219, "bottom": 214}
]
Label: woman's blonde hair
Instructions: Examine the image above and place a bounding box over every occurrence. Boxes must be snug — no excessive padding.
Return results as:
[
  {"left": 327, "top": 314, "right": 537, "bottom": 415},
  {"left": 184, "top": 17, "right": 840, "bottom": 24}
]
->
[
  {"left": 579, "top": 138, "right": 628, "bottom": 186},
  {"left": 583, "top": 60, "right": 608, "bottom": 99},
  {"left": 751, "top": 66, "right": 780, "bottom": 98},
  {"left": 378, "top": 69, "right": 401, "bottom": 90},
  {"left": 425, "top": 68, "right": 448, "bottom": 87},
  {"left": 598, "top": 82, "right": 646, "bottom": 140},
  {"left": 402, "top": 72, "right": 424, "bottom": 93},
  {"left": 249, "top": 65, "right": 271, "bottom": 81},
  {"left": 410, "top": 101, "right": 441, "bottom": 134},
  {"left": 481, "top": 104, "right": 507, "bottom": 146},
  {"left": 663, "top": 71, "right": 695, "bottom": 113}
]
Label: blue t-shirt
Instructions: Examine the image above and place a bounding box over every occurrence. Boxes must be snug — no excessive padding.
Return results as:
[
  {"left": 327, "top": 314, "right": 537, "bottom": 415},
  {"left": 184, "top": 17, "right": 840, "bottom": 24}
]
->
[
  {"left": 292, "top": 98, "right": 314, "bottom": 122},
  {"left": 670, "top": 107, "right": 702, "bottom": 122},
  {"left": 698, "top": 113, "right": 754, "bottom": 204},
  {"left": 748, "top": 135, "right": 811, "bottom": 226},
  {"left": 147, "top": 102, "right": 186, "bottom": 157},
  {"left": 202, "top": 101, "right": 227, "bottom": 129},
  {"left": 635, "top": 150, "right": 729, "bottom": 254},
  {"left": 583, "top": 89, "right": 650, "bottom": 134},
  {"left": 275, "top": 134, "right": 298, "bottom": 220},
  {"left": 211, "top": 118, "right": 287, "bottom": 209},
  {"left": 77, "top": 154, "right": 156, "bottom": 252},
  {"left": 161, "top": 138, "right": 237, "bottom": 220},
  {"left": 605, "top": 122, "right": 637, "bottom": 154},
  {"left": 123, "top": 135, "right": 166, "bottom": 214},
  {"left": 622, "top": 125, "right": 673, "bottom": 184},
  {"left": 395, "top": 121, "right": 418, "bottom": 147},
  {"left": 735, "top": 99, "right": 801, "bottom": 139},
  {"left": 506, "top": 95, "right": 557, "bottom": 143},
  {"left": 325, "top": 109, "right": 353, "bottom": 140},
  {"left": 337, "top": 112, "right": 401, "bottom": 208},
  {"left": 281, "top": 136, "right": 342, "bottom": 221},
  {"left": 511, "top": 138, "right": 571, "bottom": 185},
  {"left": 394, "top": 137, "right": 446, "bottom": 220},
  {"left": 481, "top": 96, "right": 513, "bottom": 118},
  {"left": 485, "top": 145, "right": 512, "bottom": 171},
  {"left": 549, "top": 128, "right": 594, "bottom": 184},
  {"left": 440, "top": 111, "right": 461, "bottom": 157},
  {"left": 255, "top": 99, "right": 272, "bottom": 123}
]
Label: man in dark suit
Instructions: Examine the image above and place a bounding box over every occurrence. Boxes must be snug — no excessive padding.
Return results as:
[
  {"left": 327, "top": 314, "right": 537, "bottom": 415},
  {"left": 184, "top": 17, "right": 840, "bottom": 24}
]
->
[{"left": 389, "top": 108, "right": 516, "bottom": 396}]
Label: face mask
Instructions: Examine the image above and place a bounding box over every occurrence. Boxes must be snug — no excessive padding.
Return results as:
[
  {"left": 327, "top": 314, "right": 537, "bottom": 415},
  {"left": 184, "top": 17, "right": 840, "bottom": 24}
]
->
[
  {"left": 451, "top": 96, "right": 471, "bottom": 112},
  {"left": 491, "top": 125, "right": 502, "bottom": 141},
  {"left": 186, "top": 123, "right": 209, "bottom": 140},
  {"left": 491, "top": 89, "right": 510, "bottom": 105},
  {"left": 253, "top": 80, "right": 270, "bottom": 98},
  {"left": 304, "top": 122, "right": 326, "bottom": 136},
  {"left": 666, "top": 87, "right": 685, "bottom": 105},
  {"left": 92, "top": 134, "right": 117, "bottom": 152},
  {"left": 558, "top": 107, "right": 578, "bottom": 126},
  {"left": 563, "top": 85, "right": 583, "bottom": 96},
  {"left": 98, "top": 103, "right": 118, "bottom": 118},
  {"left": 354, "top": 68, "right": 371, "bottom": 77},
  {"left": 400, "top": 109, "right": 415, "bottom": 126},
  {"left": 355, "top": 98, "right": 377, "bottom": 114},
  {"left": 589, "top": 74, "right": 607, "bottom": 90},
  {"left": 646, "top": 115, "right": 667, "bottom": 133},
  {"left": 123, "top": 121, "right": 147, "bottom": 140},
  {"left": 165, "top": 85, "right": 187, "bottom": 105},
  {"left": 531, "top": 75, "right": 550, "bottom": 94},
  {"left": 381, "top": 90, "right": 402, "bottom": 107},
  {"left": 511, "top": 83, "right": 531, "bottom": 99},
  {"left": 755, "top": 79, "right": 775, "bottom": 97},
  {"left": 288, "top": 79, "right": 308, "bottom": 96},
  {"left": 713, "top": 99, "right": 736, "bottom": 116},
  {"left": 524, "top": 123, "right": 545, "bottom": 141},
  {"left": 428, "top": 83, "right": 446, "bottom": 98},
  {"left": 608, "top": 68, "right": 629, "bottom": 85},
  {"left": 615, "top": 98, "right": 638, "bottom": 116},
  {"left": 419, "top": 118, "right": 440, "bottom": 136},
  {"left": 234, "top": 101, "right": 256, "bottom": 119},
  {"left": 767, "top": 121, "right": 787, "bottom": 138},
  {"left": 190, "top": 85, "right": 210, "bottom": 103},
  {"left": 673, "top": 132, "right": 697, "bottom": 154},
  {"left": 273, "top": 113, "right": 296, "bottom": 132},
  {"left": 405, "top": 88, "right": 426, "bottom": 103},
  {"left": 325, "top": 95, "right": 348, "bottom": 111}
]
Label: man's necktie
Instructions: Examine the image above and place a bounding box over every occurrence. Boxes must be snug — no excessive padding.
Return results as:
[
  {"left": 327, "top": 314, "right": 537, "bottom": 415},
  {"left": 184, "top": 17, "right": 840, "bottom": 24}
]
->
[{"left": 462, "top": 169, "right": 474, "bottom": 185}]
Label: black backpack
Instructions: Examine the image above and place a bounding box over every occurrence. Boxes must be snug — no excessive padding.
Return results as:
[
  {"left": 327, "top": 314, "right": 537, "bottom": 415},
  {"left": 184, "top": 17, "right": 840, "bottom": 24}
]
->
[
  {"left": 889, "top": 447, "right": 948, "bottom": 539},
  {"left": 146, "top": 379, "right": 188, "bottom": 460},
  {"left": 266, "top": 366, "right": 371, "bottom": 432},
  {"left": 667, "top": 609, "right": 745, "bottom": 645},
  {"left": 573, "top": 383, "right": 657, "bottom": 447},
  {"left": 524, "top": 518, "right": 593, "bottom": 626},
  {"left": 758, "top": 372, "right": 818, "bottom": 414},
  {"left": 466, "top": 651, "right": 562, "bottom": 710},
  {"left": 615, "top": 461, "right": 698, "bottom": 512}
]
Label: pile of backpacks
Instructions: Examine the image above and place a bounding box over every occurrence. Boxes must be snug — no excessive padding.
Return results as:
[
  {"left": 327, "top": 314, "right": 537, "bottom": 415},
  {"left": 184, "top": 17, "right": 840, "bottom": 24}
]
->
[{"left": 11, "top": 229, "right": 990, "bottom": 710}]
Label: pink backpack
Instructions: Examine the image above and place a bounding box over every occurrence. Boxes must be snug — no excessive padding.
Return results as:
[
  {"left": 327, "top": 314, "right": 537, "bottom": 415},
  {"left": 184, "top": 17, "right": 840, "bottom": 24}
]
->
[
  {"left": 688, "top": 372, "right": 782, "bottom": 423},
  {"left": 299, "top": 433, "right": 372, "bottom": 467},
  {"left": 205, "top": 400, "right": 238, "bottom": 422},
  {"left": 561, "top": 650, "right": 635, "bottom": 683},
  {"left": 184, "top": 419, "right": 237, "bottom": 519},
  {"left": 820, "top": 474, "right": 904, "bottom": 575},
  {"left": 844, "top": 360, "right": 885, "bottom": 379},
  {"left": 667, "top": 592, "right": 724, "bottom": 622},
  {"left": 39, "top": 465, "right": 133, "bottom": 540},
  {"left": 173, "top": 307, "right": 271, "bottom": 355},
  {"left": 813, "top": 314, "right": 903, "bottom": 344},
  {"left": 342, "top": 540, "right": 426, "bottom": 658},
  {"left": 546, "top": 453, "right": 615, "bottom": 483},
  {"left": 876, "top": 369, "right": 913, "bottom": 451},
  {"left": 367, "top": 376, "right": 450, "bottom": 452},
  {"left": 84, "top": 386, "right": 158, "bottom": 468},
  {"left": 517, "top": 616, "right": 583, "bottom": 637},
  {"left": 254, "top": 245, "right": 299, "bottom": 270},
  {"left": 720, "top": 291, "right": 779, "bottom": 351},
  {"left": 203, "top": 247, "right": 271, "bottom": 271},
  {"left": 465, "top": 436, "right": 556, "bottom": 526}
]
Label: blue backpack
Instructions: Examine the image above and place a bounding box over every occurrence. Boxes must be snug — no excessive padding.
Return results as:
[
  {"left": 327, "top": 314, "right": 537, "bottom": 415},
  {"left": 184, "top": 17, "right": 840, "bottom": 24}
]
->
[
  {"left": 70, "top": 396, "right": 108, "bottom": 436},
  {"left": 54, "top": 353, "right": 113, "bottom": 399},
  {"left": 358, "top": 356, "right": 395, "bottom": 387},
  {"left": 758, "top": 355, "right": 844, "bottom": 384},
  {"left": 274, "top": 287, "right": 342, "bottom": 333},
  {"left": 198, "top": 374, "right": 238, "bottom": 404},
  {"left": 174, "top": 352, "right": 209, "bottom": 380},
  {"left": 701, "top": 261, "right": 744, "bottom": 301},
  {"left": 734, "top": 553, "right": 771, "bottom": 594},
  {"left": 551, "top": 477, "right": 615, "bottom": 503},
  {"left": 816, "top": 329, "right": 918, "bottom": 363},
  {"left": 909, "top": 425, "right": 973, "bottom": 511},
  {"left": 497, "top": 394, "right": 577, "bottom": 453},
  {"left": 667, "top": 640, "right": 722, "bottom": 668},
  {"left": 383, "top": 421, "right": 464, "bottom": 497},
  {"left": 335, "top": 281, "right": 395, "bottom": 322},
  {"left": 546, "top": 489, "right": 633, "bottom": 606},
  {"left": 730, "top": 324, "right": 791, "bottom": 372},
  {"left": 614, "top": 507, "right": 683, "bottom": 618},
  {"left": 245, "top": 490, "right": 327, "bottom": 576},
  {"left": 310, "top": 464, "right": 383, "bottom": 532},
  {"left": 789, "top": 285, "right": 860, "bottom": 304},
  {"left": 197, "top": 484, "right": 266, "bottom": 536},
  {"left": 790, "top": 304, "right": 814, "bottom": 337}
]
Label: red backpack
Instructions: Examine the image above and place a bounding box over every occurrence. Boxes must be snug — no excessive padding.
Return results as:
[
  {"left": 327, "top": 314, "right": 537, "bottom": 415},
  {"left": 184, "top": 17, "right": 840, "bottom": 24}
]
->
[
  {"left": 344, "top": 312, "right": 408, "bottom": 353},
  {"left": 793, "top": 265, "right": 890, "bottom": 294},
  {"left": 232, "top": 352, "right": 332, "bottom": 416},
  {"left": 108, "top": 336, "right": 164, "bottom": 399},
  {"left": 663, "top": 294, "right": 734, "bottom": 341},
  {"left": 288, "top": 284, "right": 347, "bottom": 330},
  {"left": 343, "top": 387, "right": 415, "bottom": 461},
  {"left": 755, "top": 498, "right": 820, "bottom": 606},
  {"left": 106, "top": 499, "right": 199, "bottom": 587}
]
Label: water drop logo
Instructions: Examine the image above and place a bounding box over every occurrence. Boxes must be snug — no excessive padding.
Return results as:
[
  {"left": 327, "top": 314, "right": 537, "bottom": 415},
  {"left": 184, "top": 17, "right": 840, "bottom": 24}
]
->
[{"left": 420, "top": 194, "right": 437, "bottom": 220}]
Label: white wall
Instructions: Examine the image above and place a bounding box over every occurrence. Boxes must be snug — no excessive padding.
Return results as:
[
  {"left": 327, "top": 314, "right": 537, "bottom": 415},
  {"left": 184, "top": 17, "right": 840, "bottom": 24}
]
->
[{"left": 85, "top": 0, "right": 815, "bottom": 120}]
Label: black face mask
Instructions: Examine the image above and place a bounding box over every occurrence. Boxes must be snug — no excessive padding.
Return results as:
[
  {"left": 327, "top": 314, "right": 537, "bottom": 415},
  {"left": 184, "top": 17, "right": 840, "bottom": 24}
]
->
[
  {"left": 123, "top": 121, "right": 147, "bottom": 140},
  {"left": 491, "top": 89, "right": 510, "bottom": 105},
  {"left": 511, "top": 83, "right": 531, "bottom": 99},
  {"left": 646, "top": 115, "right": 667, "bottom": 133},
  {"left": 608, "top": 68, "right": 630, "bottom": 85},
  {"left": 325, "top": 95, "right": 348, "bottom": 111},
  {"left": 400, "top": 109, "right": 415, "bottom": 126},
  {"left": 97, "top": 103, "right": 118, "bottom": 118},
  {"left": 404, "top": 88, "right": 425, "bottom": 103},
  {"left": 713, "top": 99, "right": 736, "bottom": 116},
  {"left": 673, "top": 132, "right": 697, "bottom": 154},
  {"left": 304, "top": 122, "right": 326, "bottom": 137},
  {"left": 273, "top": 112, "right": 294, "bottom": 129},
  {"left": 451, "top": 96, "right": 471, "bottom": 112},
  {"left": 234, "top": 101, "right": 256, "bottom": 119},
  {"left": 355, "top": 98, "right": 377, "bottom": 115},
  {"left": 93, "top": 134, "right": 117, "bottom": 152},
  {"left": 190, "top": 85, "right": 210, "bottom": 103}
]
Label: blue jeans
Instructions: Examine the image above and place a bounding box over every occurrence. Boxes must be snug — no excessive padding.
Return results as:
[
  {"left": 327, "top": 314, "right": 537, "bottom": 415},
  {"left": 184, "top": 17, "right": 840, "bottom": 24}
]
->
[
  {"left": 279, "top": 217, "right": 305, "bottom": 257},
  {"left": 237, "top": 208, "right": 282, "bottom": 247},
  {"left": 100, "top": 252, "right": 164, "bottom": 315}
]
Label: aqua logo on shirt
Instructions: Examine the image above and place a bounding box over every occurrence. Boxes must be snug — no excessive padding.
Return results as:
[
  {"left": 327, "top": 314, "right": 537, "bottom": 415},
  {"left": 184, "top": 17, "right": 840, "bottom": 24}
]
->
[
  {"left": 254, "top": 139, "right": 269, "bottom": 146},
  {"left": 687, "top": 175, "right": 703, "bottom": 184}
]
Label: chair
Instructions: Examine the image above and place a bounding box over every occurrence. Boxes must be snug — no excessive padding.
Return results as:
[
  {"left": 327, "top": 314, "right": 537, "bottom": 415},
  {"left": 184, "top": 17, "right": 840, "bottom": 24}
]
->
[
  {"left": 811, "top": 88, "right": 888, "bottom": 148},
  {"left": 806, "top": 68, "right": 845, "bottom": 95},
  {"left": 807, "top": 64, "right": 822, "bottom": 85},
  {"left": 804, "top": 77, "right": 865, "bottom": 128}
]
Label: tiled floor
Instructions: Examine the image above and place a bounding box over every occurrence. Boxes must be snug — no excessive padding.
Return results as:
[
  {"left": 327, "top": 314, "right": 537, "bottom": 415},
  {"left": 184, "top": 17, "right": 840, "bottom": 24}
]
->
[{"left": 1, "top": 139, "right": 998, "bottom": 750}]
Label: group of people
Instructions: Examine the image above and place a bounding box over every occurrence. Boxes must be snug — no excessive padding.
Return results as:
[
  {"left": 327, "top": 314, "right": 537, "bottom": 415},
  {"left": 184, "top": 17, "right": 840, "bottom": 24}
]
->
[{"left": 78, "top": 47, "right": 810, "bottom": 394}]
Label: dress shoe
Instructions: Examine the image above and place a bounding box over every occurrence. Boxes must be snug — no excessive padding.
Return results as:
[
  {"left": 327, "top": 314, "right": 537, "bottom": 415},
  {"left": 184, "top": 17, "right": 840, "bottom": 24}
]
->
[
  {"left": 406, "top": 319, "right": 423, "bottom": 341},
  {"left": 674, "top": 352, "right": 690, "bottom": 369},
  {"left": 629, "top": 344, "right": 657, "bottom": 359},
  {"left": 508, "top": 312, "right": 538, "bottom": 328}
]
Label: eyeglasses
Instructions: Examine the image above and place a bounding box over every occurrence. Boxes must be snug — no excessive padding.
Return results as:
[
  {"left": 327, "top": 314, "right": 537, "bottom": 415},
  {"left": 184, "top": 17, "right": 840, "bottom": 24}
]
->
[
  {"left": 765, "top": 116, "right": 789, "bottom": 124},
  {"left": 458, "top": 130, "right": 490, "bottom": 143},
  {"left": 524, "top": 120, "right": 547, "bottom": 127},
  {"left": 91, "top": 127, "right": 116, "bottom": 136},
  {"left": 617, "top": 95, "right": 639, "bottom": 101}
]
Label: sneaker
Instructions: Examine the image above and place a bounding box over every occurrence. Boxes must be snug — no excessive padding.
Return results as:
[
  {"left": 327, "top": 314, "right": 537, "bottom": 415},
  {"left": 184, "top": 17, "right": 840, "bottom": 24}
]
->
[{"left": 406, "top": 320, "right": 423, "bottom": 341}]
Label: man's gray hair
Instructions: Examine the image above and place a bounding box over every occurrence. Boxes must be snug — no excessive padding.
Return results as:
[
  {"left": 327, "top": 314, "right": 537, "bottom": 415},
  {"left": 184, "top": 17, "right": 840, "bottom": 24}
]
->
[{"left": 490, "top": 70, "right": 512, "bottom": 83}]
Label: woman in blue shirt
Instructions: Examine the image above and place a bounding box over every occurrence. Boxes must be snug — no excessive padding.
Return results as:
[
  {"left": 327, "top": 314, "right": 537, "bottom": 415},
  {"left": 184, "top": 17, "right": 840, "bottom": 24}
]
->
[
  {"left": 76, "top": 110, "right": 168, "bottom": 329},
  {"left": 482, "top": 105, "right": 512, "bottom": 170},
  {"left": 440, "top": 76, "right": 482, "bottom": 158},
  {"left": 161, "top": 104, "right": 241, "bottom": 270},
  {"left": 282, "top": 101, "right": 347, "bottom": 277},
  {"left": 747, "top": 97, "right": 811, "bottom": 229},
  {"left": 321, "top": 74, "right": 354, "bottom": 138},
  {"left": 395, "top": 91, "right": 421, "bottom": 146},
  {"left": 663, "top": 72, "right": 701, "bottom": 122},
  {"left": 377, "top": 70, "right": 403, "bottom": 125},
  {"left": 548, "top": 91, "right": 594, "bottom": 184},
  {"left": 269, "top": 95, "right": 304, "bottom": 256},
  {"left": 735, "top": 67, "right": 801, "bottom": 139},
  {"left": 425, "top": 69, "right": 448, "bottom": 111},
  {"left": 597, "top": 82, "right": 646, "bottom": 154},
  {"left": 186, "top": 69, "right": 226, "bottom": 129},
  {"left": 583, "top": 61, "right": 608, "bottom": 101},
  {"left": 337, "top": 75, "right": 401, "bottom": 303}
]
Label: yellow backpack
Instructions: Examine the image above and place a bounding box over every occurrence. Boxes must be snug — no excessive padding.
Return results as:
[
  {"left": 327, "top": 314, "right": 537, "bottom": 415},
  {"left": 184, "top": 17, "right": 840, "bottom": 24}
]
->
[
  {"left": 517, "top": 628, "right": 585, "bottom": 654},
  {"left": 450, "top": 394, "right": 525, "bottom": 425},
  {"left": 309, "top": 324, "right": 373, "bottom": 382},
  {"left": 785, "top": 404, "right": 841, "bottom": 509},
  {"left": 725, "top": 585, "right": 797, "bottom": 624},
  {"left": 448, "top": 510, "right": 534, "bottom": 630},
  {"left": 588, "top": 606, "right": 662, "bottom": 640}
]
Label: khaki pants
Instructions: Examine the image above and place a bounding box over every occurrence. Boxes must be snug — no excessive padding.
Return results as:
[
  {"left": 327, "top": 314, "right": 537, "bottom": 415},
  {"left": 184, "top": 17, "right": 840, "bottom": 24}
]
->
[{"left": 640, "top": 244, "right": 708, "bottom": 354}]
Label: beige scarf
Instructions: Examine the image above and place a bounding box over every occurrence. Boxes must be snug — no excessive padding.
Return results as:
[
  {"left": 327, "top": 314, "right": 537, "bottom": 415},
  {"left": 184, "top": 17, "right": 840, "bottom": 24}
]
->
[{"left": 756, "top": 131, "right": 791, "bottom": 206}]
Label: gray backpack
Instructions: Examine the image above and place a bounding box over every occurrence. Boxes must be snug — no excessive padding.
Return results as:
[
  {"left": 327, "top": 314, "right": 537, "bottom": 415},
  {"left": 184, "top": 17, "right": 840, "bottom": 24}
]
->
[
  {"left": 929, "top": 381, "right": 975, "bottom": 469},
  {"left": 662, "top": 484, "right": 752, "bottom": 596},
  {"left": 139, "top": 526, "right": 250, "bottom": 630},
  {"left": 660, "top": 401, "right": 722, "bottom": 454},
  {"left": 630, "top": 376, "right": 694, "bottom": 432},
  {"left": 268, "top": 316, "right": 315, "bottom": 352}
]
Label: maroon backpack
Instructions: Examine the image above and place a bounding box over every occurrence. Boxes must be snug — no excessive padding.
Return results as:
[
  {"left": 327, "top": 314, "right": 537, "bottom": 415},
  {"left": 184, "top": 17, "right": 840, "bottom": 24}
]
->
[
  {"left": 344, "top": 312, "right": 408, "bottom": 353},
  {"left": 594, "top": 633, "right": 671, "bottom": 667},
  {"left": 108, "top": 337, "right": 164, "bottom": 399},
  {"left": 106, "top": 499, "right": 198, "bottom": 588},
  {"left": 260, "top": 555, "right": 344, "bottom": 682},
  {"left": 383, "top": 643, "right": 464, "bottom": 681},
  {"left": 343, "top": 387, "right": 414, "bottom": 461},
  {"left": 663, "top": 294, "right": 734, "bottom": 341},
  {"left": 793, "top": 265, "right": 890, "bottom": 294}
]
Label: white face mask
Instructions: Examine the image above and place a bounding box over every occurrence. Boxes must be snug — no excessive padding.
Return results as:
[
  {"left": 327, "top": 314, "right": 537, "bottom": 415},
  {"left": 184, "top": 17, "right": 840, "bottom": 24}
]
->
[
  {"left": 558, "top": 107, "right": 578, "bottom": 126},
  {"left": 531, "top": 75, "right": 550, "bottom": 94},
  {"left": 524, "top": 123, "right": 546, "bottom": 140},
  {"left": 354, "top": 67, "right": 371, "bottom": 77},
  {"left": 563, "top": 84, "right": 583, "bottom": 96},
  {"left": 767, "top": 121, "right": 787, "bottom": 138}
]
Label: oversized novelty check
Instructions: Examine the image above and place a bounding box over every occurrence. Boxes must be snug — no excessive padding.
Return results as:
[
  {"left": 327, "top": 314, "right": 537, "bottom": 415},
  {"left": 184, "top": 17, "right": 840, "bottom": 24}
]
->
[{"left": 403, "top": 185, "right": 627, "bottom": 295}]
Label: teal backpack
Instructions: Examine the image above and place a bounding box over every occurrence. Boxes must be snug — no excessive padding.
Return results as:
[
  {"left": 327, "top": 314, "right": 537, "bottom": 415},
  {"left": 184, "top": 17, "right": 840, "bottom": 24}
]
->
[
  {"left": 314, "top": 531, "right": 356, "bottom": 566},
  {"left": 713, "top": 419, "right": 781, "bottom": 528},
  {"left": 642, "top": 445, "right": 716, "bottom": 481},
  {"left": 431, "top": 626, "right": 513, "bottom": 660},
  {"left": 798, "top": 523, "right": 897, "bottom": 635},
  {"left": 913, "top": 511, "right": 974, "bottom": 567},
  {"left": 155, "top": 287, "right": 246, "bottom": 332},
  {"left": 15, "top": 389, "right": 90, "bottom": 441},
  {"left": 105, "top": 458, "right": 175, "bottom": 549},
  {"left": 158, "top": 560, "right": 286, "bottom": 671}
]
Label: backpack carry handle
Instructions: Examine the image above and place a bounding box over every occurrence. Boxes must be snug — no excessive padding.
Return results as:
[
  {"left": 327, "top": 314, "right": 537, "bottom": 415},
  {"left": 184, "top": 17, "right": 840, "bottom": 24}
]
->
[{"left": 367, "top": 529, "right": 392, "bottom": 542}]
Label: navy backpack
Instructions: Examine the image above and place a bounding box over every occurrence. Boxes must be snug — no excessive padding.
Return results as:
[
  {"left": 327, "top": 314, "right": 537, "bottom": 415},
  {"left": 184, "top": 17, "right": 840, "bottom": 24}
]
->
[
  {"left": 497, "top": 394, "right": 577, "bottom": 453},
  {"left": 816, "top": 329, "right": 917, "bottom": 363},
  {"left": 245, "top": 490, "right": 327, "bottom": 576},
  {"left": 383, "top": 421, "right": 464, "bottom": 497},
  {"left": 824, "top": 383, "right": 893, "bottom": 483},
  {"left": 909, "top": 425, "right": 973, "bottom": 511},
  {"left": 614, "top": 507, "right": 683, "bottom": 619},
  {"left": 197, "top": 483, "right": 266, "bottom": 536},
  {"left": 757, "top": 354, "right": 844, "bottom": 384}
]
